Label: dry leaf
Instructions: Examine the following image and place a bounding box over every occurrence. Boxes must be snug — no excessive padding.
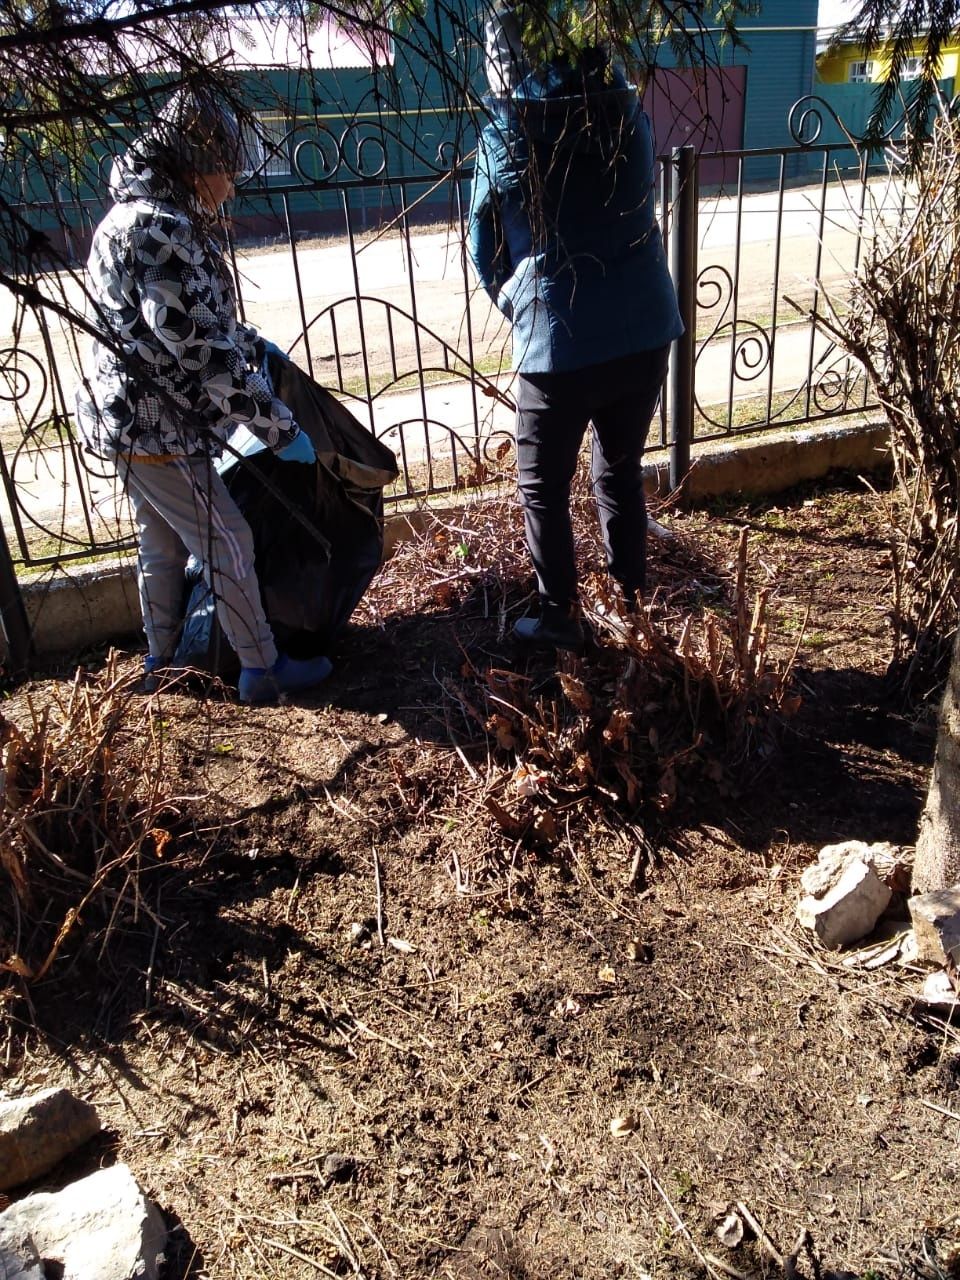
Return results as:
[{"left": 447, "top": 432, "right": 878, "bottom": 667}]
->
[
  {"left": 387, "top": 937, "right": 416, "bottom": 954},
  {"left": 602, "top": 708, "right": 632, "bottom": 747},
  {"left": 0, "top": 953, "right": 33, "bottom": 979},
  {"left": 613, "top": 759, "right": 640, "bottom": 806},
  {"left": 716, "top": 1211, "right": 745, "bottom": 1249},
  {"left": 572, "top": 752, "right": 594, "bottom": 782},
  {"left": 598, "top": 964, "right": 616, "bottom": 984},
  {"left": 558, "top": 673, "right": 592, "bottom": 713},
  {"left": 514, "top": 764, "right": 547, "bottom": 798},
  {"left": 609, "top": 1113, "right": 638, "bottom": 1138},
  {"left": 554, "top": 996, "right": 581, "bottom": 1019},
  {"left": 484, "top": 796, "right": 522, "bottom": 836},
  {"left": 920, "top": 971, "right": 960, "bottom": 1009},
  {"left": 486, "top": 714, "right": 517, "bottom": 751},
  {"left": 147, "top": 827, "right": 172, "bottom": 858}
]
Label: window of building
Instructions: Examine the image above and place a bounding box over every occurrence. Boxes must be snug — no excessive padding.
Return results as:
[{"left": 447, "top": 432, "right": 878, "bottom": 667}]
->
[
  {"left": 848, "top": 59, "right": 876, "bottom": 82},
  {"left": 241, "top": 113, "right": 291, "bottom": 178},
  {"left": 901, "top": 56, "right": 922, "bottom": 80}
]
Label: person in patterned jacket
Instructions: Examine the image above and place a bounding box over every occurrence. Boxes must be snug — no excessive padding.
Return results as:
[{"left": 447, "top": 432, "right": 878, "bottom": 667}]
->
[{"left": 77, "top": 87, "right": 332, "bottom": 704}]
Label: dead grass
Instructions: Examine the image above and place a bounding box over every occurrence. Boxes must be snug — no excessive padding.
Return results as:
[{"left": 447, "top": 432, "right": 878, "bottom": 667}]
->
[
  {"left": 0, "top": 479, "right": 957, "bottom": 1280},
  {"left": 0, "top": 653, "right": 186, "bottom": 1053}
]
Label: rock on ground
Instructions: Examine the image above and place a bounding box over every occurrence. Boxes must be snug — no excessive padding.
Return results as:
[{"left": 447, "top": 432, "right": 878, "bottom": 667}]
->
[
  {"left": 909, "top": 886, "right": 960, "bottom": 966},
  {"left": 0, "top": 1230, "right": 44, "bottom": 1280},
  {"left": 0, "top": 1163, "right": 167, "bottom": 1280},
  {"left": 801, "top": 841, "right": 902, "bottom": 895},
  {"left": 797, "top": 853, "right": 893, "bottom": 949},
  {"left": 0, "top": 1088, "right": 101, "bottom": 1191}
]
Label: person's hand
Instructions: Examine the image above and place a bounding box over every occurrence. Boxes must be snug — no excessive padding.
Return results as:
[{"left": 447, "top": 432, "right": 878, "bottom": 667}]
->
[{"left": 277, "top": 431, "right": 315, "bottom": 464}]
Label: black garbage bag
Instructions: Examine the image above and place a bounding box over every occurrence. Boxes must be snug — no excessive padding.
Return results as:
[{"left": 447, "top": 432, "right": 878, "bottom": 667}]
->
[{"left": 175, "top": 352, "right": 399, "bottom": 675}]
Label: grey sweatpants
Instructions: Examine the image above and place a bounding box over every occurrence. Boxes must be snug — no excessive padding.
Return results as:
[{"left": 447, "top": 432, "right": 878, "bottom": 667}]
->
[{"left": 121, "top": 454, "right": 278, "bottom": 671}]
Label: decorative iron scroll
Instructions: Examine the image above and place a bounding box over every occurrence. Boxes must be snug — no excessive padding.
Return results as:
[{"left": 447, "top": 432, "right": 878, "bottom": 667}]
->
[
  {"left": 692, "top": 297, "right": 870, "bottom": 437},
  {"left": 238, "top": 118, "right": 466, "bottom": 190},
  {"left": 787, "top": 95, "right": 854, "bottom": 147},
  {"left": 0, "top": 346, "right": 133, "bottom": 562},
  {"left": 0, "top": 348, "right": 46, "bottom": 423},
  {"left": 788, "top": 92, "right": 912, "bottom": 151},
  {"left": 693, "top": 265, "right": 772, "bottom": 432}
]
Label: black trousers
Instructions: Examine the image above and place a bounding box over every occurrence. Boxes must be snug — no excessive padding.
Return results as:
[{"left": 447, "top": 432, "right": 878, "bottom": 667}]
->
[{"left": 515, "top": 346, "right": 670, "bottom": 610}]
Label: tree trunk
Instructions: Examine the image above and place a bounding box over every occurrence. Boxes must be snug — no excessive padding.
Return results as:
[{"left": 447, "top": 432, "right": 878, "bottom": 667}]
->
[{"left": 914, "top": 626, "right": 960, "bottom": 891}]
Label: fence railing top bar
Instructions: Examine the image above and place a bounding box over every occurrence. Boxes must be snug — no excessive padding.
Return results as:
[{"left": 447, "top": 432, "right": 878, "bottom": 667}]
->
[
  {"left": 21, "top": 141, "right": 886, "bottom": 217},
  {"left": 656, "top": 141, "right": 874, "bottom": 164},
  {"left": 235, "top": 170, "right": 475, "bottom": 195},
  {"left": 20, "top": 172, "right": 477, "bottom": 217}
]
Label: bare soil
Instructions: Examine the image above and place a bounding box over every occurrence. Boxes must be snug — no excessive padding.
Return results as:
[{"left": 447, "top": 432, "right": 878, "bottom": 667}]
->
[{"left": 3, "top": 473, "right": 959, "bottom": 1280}]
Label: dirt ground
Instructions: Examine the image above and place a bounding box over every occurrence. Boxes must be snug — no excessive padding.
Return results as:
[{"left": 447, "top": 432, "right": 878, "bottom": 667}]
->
[{"left": 2, "top": 473, "right": 959, "bottom": 1280}]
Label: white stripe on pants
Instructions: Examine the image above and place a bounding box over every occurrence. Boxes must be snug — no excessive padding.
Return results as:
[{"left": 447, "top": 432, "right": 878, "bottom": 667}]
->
[{"left": 121, "top": 455, "right": 278, "bottom": 671}]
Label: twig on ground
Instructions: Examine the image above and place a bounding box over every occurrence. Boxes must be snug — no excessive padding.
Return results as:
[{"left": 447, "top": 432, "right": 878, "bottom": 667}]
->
[
  {"left": 372, "top": 844, "right": 386, "bottom": 948},
  {"left": 345, "top": 1009, "right": 422, "bottom": 1060},
  {"left": 736, "top": 1200, "right": 784, "bottom": 1267},
  {"left": 639, "top": 1157, "right": 728, "bottom": 1280},
  {"left": 920, "top": 1098, "right": 960, "bottom": 1123},
  {"left": 262, "top": 1237, "right": 341, "bottom": 1277},
  {"left": 703, "top": 1252, "right": 754, "bottom": 1280}
]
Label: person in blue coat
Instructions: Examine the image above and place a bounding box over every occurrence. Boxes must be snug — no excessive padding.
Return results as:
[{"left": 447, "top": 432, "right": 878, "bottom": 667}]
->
[{"left": 468, "top": 12, "right": 683, "bottom": 651}]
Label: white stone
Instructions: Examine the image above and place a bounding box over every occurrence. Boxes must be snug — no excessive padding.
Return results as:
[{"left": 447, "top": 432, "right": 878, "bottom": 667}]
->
[
  {"left": 908, "top": 886, "right": 960, "bottom": 966},
  {"left": 0, "top": 1163, "right": 166, "bottom": 1280},
  {"left": 797, "top": 857, "right": 893, "bottom": 949},
  {"left": 919, "top": 970, "right": 960, "bottom": 1010},
  {"left": 0, "top": 1231, "right": 44, "bottom": 1280},
  {"left": 801, "top": 841, "right": 901, "bottom": 897},
  {"left": 0, "top": 1089, "right": 101, "bottom": 1191}
]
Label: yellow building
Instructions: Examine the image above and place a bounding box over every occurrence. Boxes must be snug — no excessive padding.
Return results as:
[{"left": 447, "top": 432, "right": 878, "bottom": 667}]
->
[{"left": 817, "top": 35, "right": 960, "bottom": 84}]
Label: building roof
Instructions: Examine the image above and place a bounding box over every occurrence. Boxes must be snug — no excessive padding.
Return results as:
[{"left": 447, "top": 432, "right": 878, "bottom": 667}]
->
[
  {"left": 88, "top": 14, "right": 392, "bottom": 75},
  {"left": 207, "top": 15, "right": 393, "bottom": 70}
]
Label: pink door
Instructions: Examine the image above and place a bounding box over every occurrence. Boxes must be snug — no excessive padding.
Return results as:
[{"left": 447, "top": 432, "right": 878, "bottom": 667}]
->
[{"left": 642, "top": 65, "right": 747, "bottom": 187}]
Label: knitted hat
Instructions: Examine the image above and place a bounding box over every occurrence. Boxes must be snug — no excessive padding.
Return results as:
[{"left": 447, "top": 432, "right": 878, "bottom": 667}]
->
[{"left": 152, "top": 86, "right": 246, "bottom": 177}]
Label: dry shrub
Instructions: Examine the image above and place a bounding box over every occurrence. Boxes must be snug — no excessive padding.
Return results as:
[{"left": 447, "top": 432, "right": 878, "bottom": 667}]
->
[
  {"left": 436, "top": 522, "right": 801, "bottom": 847},
  {"left": 0, "top": 654, "right": 177, "bottom": 1031},
  {"left": 818, "top": 111, "right": 960, "bottom": 685}
]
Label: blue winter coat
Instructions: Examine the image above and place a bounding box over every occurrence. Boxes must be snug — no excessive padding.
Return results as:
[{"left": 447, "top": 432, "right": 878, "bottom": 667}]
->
[{"left": 467, "top": 62, "right": 683, "bottom": 374}]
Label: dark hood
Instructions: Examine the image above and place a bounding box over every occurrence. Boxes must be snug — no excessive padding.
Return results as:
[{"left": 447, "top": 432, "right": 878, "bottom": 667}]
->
[{"left": 487, "top": 49, "right": 640, "bottom": 154}]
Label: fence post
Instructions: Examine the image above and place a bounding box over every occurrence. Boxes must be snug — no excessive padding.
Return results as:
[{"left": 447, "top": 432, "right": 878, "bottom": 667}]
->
[
  {"left": 0, "top": 518, "right": 31, "bottom": 676},
  {"left": 669, "top": 145, "right": 698, "bottom": 494}
]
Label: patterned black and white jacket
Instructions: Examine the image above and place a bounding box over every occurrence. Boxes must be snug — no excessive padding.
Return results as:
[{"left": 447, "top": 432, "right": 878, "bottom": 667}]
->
[{"left": 77, "top": 147, "right": 300, "bottom": 461}]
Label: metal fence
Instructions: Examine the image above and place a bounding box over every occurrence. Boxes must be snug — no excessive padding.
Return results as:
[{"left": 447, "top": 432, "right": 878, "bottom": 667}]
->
[{"left": 0, "top": 108, "right": 882, "bottom": 591}]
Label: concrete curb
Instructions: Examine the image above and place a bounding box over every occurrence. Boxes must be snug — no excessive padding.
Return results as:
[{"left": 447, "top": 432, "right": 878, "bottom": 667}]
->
[
  {"left": 652, "top": 421, "right": 890, "bottom": 501},
  {"left": 12, "top": 419, "right": 890, "bottom": 661}
]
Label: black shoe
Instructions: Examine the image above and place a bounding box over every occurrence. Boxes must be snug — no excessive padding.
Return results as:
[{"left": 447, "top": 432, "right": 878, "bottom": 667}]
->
[
  {"left": 138, "top": 655, "right": 171, "bottom": 694},
  {"left": 513, "top": 607, "right": 585, "bottom": 653}
]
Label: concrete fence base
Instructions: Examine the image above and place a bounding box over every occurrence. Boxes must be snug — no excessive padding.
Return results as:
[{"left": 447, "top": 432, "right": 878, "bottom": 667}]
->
[{"left": 8, "top": 420, "right": 891, "bottom": 664}]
